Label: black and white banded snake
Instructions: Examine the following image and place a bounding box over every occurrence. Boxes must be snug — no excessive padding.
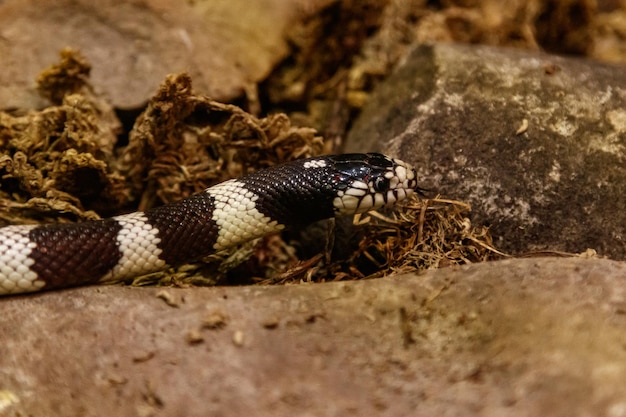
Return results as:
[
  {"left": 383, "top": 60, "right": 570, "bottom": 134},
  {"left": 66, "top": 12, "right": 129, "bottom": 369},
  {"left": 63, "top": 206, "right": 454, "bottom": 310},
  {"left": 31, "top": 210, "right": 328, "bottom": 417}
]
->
[{"left": 0, "top": 153, "right": 419, "bottom": 295}]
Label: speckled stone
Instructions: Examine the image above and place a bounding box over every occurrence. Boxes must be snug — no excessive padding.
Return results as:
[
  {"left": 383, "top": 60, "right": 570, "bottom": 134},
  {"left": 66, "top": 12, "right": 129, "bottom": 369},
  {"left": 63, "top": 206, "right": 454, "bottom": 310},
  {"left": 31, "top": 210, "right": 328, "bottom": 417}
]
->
[{"left": 347, "top": 43, "right": 626, "bottom": 259}]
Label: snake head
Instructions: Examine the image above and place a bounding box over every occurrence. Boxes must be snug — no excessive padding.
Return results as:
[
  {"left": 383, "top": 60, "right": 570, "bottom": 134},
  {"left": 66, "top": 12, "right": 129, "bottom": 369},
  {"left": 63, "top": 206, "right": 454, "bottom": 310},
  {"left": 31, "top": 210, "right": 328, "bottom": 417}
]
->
[{"left": 330, "top": 153, "right": 419, "bottom": 216}]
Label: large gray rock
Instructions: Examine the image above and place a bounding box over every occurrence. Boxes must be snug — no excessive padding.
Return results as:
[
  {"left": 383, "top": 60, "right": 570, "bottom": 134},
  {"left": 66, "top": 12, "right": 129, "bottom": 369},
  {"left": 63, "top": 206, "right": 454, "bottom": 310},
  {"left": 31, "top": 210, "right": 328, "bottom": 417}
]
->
[
  {"left": 2, "top": 257, "right": 626, "bottom": 416},
  {"left": 347, "top": 43, "right": 626, "bottom": 259}
]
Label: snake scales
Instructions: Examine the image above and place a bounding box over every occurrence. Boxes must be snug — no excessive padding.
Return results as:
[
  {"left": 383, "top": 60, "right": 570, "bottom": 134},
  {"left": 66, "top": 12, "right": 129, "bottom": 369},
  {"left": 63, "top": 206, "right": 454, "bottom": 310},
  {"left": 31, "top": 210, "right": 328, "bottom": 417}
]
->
[{"left": 0, "top": 153, "right": 418, "bottom": 295}]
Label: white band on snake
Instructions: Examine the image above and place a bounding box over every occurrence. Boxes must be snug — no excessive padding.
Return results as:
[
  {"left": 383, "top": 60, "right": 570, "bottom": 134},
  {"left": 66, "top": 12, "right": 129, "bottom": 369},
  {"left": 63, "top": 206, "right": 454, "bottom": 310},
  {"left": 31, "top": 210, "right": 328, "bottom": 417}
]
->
[{"left": 0, "top": 153, "right": 419, "bottom": 295}]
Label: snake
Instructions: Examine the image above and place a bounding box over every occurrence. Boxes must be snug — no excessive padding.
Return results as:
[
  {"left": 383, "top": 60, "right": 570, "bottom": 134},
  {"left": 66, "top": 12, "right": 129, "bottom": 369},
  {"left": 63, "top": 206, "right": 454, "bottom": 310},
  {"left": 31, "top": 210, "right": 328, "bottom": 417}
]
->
[{"left": 0, "top": 153, "right": 418, "bottom": 295}]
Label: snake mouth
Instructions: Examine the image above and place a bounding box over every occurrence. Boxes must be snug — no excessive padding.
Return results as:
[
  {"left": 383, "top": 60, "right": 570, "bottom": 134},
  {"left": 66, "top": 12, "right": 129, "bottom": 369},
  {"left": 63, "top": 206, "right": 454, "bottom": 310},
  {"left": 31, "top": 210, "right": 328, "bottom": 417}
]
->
[{"left": 333, "top": 187, "right": 416, "bottom": 215}]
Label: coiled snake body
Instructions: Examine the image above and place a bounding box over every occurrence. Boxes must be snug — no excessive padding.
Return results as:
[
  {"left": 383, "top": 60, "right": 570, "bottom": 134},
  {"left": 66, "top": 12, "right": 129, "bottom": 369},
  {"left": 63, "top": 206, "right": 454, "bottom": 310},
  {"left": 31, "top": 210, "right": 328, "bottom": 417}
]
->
[{"left": 0, "top": 153, "right": 418, "bottom": 295}]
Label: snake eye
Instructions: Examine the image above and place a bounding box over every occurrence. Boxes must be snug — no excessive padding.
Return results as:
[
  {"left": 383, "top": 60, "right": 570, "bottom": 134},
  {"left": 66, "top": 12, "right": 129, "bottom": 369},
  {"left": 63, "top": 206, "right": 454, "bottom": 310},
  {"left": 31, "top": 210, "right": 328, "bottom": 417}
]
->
[{"left": 373, "top": 177, "right": 390, "bottom": 192}]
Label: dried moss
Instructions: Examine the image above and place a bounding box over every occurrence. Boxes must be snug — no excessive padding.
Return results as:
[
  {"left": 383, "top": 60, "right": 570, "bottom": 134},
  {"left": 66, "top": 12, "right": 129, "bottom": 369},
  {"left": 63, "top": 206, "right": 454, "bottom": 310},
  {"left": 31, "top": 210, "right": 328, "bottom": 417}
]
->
[
  {"left": 119, "top": 73, "right": 325, "bottom": 210},
  {"left": 348, "top": 196, "right": 506, "bottom": 276},
  {"left": 36, "top": 47, "right": 93, "bottom": 105},
  {"left": 0, "top": 50, "right": 124, "bottom": 223}
]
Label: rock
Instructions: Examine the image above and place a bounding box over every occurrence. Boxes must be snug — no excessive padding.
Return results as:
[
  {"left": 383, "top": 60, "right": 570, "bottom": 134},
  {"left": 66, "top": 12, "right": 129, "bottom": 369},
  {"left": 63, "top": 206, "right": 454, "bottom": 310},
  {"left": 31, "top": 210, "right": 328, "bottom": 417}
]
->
[
  {"left": 2, "top": 257, "right": 626, "bottom": 416},
  {"left": 346, "top": 43, "right": 626, "bottom": 259},
  {"left": 0, "top": 0, "right": 332, "bottom": 109}
]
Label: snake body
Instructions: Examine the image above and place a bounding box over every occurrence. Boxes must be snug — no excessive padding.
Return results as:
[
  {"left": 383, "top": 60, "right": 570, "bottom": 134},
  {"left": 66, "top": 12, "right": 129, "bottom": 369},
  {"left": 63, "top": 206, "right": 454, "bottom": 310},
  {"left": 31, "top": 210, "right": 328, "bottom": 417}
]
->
[{"left": 0, "top": 153, "right": 418, "bottom": 295}]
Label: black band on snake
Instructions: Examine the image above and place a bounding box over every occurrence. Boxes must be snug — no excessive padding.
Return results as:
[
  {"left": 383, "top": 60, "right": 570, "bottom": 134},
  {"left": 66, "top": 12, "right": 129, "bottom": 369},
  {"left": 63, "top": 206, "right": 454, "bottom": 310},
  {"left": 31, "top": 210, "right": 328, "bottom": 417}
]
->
[{"left": 0, "top": 153, "right": 419, "bottom": 295}]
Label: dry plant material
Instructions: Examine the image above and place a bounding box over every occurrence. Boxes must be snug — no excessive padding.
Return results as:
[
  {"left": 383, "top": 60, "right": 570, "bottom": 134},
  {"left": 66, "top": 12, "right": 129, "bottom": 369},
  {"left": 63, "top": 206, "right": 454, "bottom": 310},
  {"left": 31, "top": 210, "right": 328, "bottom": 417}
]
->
[
  {"left": 347, "top": 195, "right": 506, "bottom": 277},
  {"left": 254, "top": 195, "right": 505, "bottom": 286},
  {"left": 0, "top": 48, "right": 125, "bottom": 224},
  {"left": 119, "top": 73, "right": 325, "bottom": 210}
]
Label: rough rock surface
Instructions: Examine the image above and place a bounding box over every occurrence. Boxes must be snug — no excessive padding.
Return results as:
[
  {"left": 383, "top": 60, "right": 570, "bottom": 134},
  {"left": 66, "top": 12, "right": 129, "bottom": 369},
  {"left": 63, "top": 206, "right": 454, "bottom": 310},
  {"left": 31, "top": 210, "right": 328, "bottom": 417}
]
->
[
  {"left": 0, "top": 0, "right": 332, "bottom": 109},
  {"left": 346, "top": 43, "right": 626, "bottom": 260},
  {"left": 2, "top": 257, "right": 626, "bottom": 417}
]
